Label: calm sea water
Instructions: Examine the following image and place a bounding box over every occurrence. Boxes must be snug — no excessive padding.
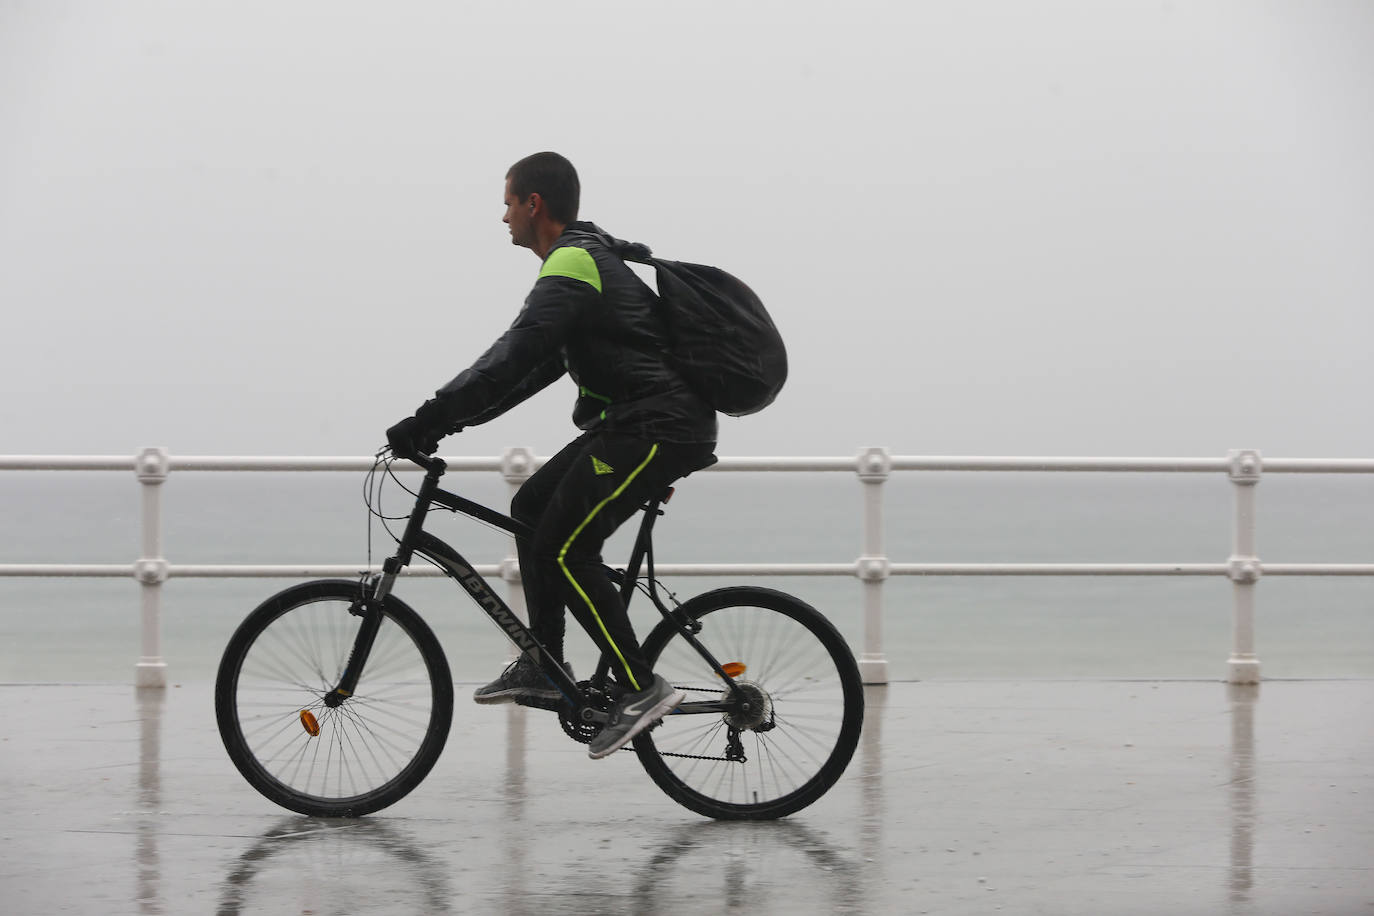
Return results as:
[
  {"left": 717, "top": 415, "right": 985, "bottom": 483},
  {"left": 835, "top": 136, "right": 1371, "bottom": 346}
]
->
[{"left": 2, "top": 466, "right": 1372, "bottom": 682}]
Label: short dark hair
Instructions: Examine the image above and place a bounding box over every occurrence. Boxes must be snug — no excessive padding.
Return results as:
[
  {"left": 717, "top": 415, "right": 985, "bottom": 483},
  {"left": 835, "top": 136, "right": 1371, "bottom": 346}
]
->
[{"left": 506, "top": 152, "right": 580, "bottom": 224}]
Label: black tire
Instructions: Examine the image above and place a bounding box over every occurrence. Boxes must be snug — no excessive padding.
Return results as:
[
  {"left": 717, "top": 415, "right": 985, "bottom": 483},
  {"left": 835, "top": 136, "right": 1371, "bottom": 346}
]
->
[
  {"left": 633, "top": 587, "right": 864, "bottom": 820},
  {"left": 215, "top": 579, "right": 454, "bottom": 817}
]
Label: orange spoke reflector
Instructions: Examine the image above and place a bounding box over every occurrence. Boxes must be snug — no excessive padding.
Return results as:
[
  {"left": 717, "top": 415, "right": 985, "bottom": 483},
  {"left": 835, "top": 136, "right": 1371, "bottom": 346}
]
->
[
  {"left": 721, "top": 662, "right": 747, "bottom": 678},
  {"left": 299, "top": 709, "right": 321, "bottom": 737}
]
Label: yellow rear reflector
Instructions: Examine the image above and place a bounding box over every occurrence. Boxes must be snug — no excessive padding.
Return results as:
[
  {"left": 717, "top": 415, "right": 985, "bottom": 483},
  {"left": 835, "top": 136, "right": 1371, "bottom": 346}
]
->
[
  {"left": 299, "top": 709, "right": 321, "bottom": 737},
  {"left": 721, "top": 662, "right": 747, "bottom": 678}
]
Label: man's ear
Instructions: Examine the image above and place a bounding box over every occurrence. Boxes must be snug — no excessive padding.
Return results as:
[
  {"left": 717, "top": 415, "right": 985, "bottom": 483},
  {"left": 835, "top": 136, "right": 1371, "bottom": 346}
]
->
[{"left": 526, "top": 192, "right": 541, "bottom": 214}]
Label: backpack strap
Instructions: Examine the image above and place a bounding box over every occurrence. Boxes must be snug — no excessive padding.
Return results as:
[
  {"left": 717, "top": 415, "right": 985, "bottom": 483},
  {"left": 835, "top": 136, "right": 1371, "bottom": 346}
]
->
[{"left": 572, "top": 226, "right": 655, "bottom": 265}]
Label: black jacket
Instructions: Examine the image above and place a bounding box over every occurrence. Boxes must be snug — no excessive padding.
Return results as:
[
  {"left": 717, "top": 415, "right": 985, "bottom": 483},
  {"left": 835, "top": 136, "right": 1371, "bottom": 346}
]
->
[{"left": 423, "top": 222, "right": 717, "bottom": 444}]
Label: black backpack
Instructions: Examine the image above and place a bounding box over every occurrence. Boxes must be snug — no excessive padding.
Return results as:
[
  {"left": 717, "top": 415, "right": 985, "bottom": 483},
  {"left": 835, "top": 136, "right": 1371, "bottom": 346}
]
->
[{"left": 580, "top": 229, "right": 788, "bottom": 416}]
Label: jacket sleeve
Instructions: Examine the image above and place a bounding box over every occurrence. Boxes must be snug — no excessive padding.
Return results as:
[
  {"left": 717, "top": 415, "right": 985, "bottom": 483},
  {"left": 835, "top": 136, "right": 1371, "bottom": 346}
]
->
[
  {"left": 442, "top": 354, "right": 565, "bottom": 428},
  {"left": 424, "top": 273, "right": 598, "bottom": 430}
]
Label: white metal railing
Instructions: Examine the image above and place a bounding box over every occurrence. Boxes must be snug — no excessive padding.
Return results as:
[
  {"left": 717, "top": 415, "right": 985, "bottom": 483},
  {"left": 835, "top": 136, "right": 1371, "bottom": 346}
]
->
[{"left": 3, "top": 447, "right": 1373, "bottom": 687}]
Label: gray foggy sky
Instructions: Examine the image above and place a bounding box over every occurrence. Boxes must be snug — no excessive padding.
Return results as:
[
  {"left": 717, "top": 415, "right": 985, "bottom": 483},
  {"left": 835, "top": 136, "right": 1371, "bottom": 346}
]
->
[{"left": 2, "top": 0, "right": 1371, "bottom": 460}]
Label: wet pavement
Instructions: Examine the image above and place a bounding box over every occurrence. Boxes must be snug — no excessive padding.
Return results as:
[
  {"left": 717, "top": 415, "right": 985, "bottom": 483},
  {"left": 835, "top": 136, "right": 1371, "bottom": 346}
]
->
[{"left": 2, "top": 679, "right": 1372, "bottom": 915}]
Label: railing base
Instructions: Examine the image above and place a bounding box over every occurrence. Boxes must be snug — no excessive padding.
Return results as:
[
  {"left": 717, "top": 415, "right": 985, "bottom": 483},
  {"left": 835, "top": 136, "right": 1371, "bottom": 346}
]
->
[
  {"left": 135, "top": 659, "right": 167, "bottom": 688},
  {"left": 1227, "top": 656, "right": 1261, "bottom": 685},
  {"left": 859, "top": 655, "right": 889, "bottom": 685}
]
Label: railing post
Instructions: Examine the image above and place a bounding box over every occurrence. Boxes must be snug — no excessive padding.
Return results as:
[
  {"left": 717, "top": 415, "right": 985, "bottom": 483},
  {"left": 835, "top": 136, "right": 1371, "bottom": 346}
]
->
[
  {"left": 856, "top": 447, "right": 891, "bottom": 684},
  {"left": 134, "top": 447, "right": 170, "bottom": 688},
  {"left": 500, "top": 448, "right": 536, "bottom": 628},
  {"left": 1227, "top": 449, "right": 1262, "bottom": 684}
]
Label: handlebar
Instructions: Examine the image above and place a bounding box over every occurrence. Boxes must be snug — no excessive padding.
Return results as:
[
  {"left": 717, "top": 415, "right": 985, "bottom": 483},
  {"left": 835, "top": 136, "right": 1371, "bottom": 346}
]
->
[{"left": 385, "top": 448, "right": 446, "bottom": 475}]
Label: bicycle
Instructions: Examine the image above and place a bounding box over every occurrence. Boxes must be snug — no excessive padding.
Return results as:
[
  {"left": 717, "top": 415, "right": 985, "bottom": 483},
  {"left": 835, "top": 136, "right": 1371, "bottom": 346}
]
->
[{"left": 215, "top": 451, "right": 865, "bottom": 820}]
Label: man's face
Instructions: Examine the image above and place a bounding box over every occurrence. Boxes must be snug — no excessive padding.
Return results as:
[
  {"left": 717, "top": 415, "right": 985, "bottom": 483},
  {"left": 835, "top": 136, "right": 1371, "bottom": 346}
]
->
[{"left": 503, "top": 178, "right": 535, "bottom": 249}]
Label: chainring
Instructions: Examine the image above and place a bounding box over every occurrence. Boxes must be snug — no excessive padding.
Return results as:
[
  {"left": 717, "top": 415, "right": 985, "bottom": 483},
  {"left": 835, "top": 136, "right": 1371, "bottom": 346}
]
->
[{"left": 558, "top": 680, "right": 614, "bottom": 745}]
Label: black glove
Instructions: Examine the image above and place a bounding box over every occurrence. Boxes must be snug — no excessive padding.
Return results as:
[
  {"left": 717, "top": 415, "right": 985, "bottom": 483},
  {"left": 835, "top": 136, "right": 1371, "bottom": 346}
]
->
[
  {"left": 387, "top": 398, "right": 461, "bottom": 459},
  {"left": 386, "top": 415, "right": 442, "bottom": 460}
]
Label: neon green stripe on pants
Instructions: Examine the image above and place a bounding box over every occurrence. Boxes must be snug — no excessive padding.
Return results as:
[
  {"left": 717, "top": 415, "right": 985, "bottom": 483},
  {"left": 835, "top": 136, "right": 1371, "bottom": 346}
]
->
[{"left": 557, "top": 443, "right": 659, "bottom": 692}]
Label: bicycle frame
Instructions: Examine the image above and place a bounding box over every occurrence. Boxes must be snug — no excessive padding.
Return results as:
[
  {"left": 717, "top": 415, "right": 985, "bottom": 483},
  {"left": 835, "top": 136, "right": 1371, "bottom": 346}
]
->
[{"left": 328, "top": 455, "right": 738, "bottom": 722}]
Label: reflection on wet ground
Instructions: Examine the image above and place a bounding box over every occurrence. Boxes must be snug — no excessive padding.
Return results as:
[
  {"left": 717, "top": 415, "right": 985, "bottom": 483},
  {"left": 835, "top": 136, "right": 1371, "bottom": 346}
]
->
[{"left": 2, "top": 680, "right": 1371, "bottom": 914}]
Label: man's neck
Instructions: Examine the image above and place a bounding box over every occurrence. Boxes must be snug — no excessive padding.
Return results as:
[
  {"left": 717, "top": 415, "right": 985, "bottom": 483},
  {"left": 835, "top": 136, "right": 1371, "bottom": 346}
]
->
[{"left": 532, "top": 221, "right": 567, "bottom": 260}]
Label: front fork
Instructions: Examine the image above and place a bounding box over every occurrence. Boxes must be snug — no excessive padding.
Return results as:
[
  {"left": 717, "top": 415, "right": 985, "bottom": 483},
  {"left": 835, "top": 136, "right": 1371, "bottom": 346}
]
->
[
  {"left": 325, "top": 457, "right": 447, "bottom": 708},
  {"left": 323, "top": 569, "right": 396, "bottom": 708}
]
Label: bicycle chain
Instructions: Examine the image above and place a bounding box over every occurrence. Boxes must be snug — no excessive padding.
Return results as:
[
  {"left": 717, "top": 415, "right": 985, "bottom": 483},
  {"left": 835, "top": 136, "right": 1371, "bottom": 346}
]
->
[
  {"left": 650, "top": 685, "right": 745, "bottom": 763},
  {"left": 656, "top": 750, "right": 740, "bottom": 762},
  {"left": 587, "top": 684, "right": 749, "bottom": 762}
]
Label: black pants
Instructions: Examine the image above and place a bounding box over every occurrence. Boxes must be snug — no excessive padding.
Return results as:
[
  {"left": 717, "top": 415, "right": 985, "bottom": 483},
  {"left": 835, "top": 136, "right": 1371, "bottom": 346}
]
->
[{"left": 511, "top": 431, "right": 715, "bottom": 692}]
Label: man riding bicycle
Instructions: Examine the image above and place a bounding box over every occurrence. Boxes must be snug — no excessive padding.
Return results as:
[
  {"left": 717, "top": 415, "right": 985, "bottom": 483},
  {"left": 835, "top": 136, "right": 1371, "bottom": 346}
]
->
[{"left": 386, "top": 152, "right": 717, "bottom": 759}]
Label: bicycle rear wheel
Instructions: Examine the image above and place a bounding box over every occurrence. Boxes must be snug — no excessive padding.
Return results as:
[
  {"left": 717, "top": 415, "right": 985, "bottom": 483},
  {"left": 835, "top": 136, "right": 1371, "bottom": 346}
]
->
[
  {"left": 634, "top": 586, "right": 864, "bottom": 820},
  {"left": 215, "top": 579, "right": 453, "bottom": 817}
]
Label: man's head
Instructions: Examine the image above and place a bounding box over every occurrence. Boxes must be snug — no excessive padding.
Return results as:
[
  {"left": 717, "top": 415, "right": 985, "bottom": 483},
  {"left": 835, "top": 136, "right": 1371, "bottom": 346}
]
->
[{"left": 504, "top": 152, "right": 579, "bottom": 255}]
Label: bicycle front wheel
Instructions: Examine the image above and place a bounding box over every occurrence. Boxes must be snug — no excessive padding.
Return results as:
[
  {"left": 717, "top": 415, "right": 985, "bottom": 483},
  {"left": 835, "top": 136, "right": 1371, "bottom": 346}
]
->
[
  {"left": 215, "top": 579, "right": 454, "bottom": 817},
  {"left": 634, "top": 587, "right": 864, "bottom": 820}
]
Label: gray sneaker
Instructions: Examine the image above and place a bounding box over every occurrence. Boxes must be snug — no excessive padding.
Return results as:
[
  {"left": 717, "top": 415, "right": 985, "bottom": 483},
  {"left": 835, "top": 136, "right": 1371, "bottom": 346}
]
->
[
  {"left": 472, "top": 655, "right": 573, "bottom": 709},
  {"left": 587, "top": 675, "right": 685, "bottom": 759}
]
